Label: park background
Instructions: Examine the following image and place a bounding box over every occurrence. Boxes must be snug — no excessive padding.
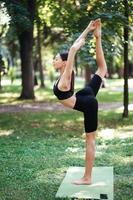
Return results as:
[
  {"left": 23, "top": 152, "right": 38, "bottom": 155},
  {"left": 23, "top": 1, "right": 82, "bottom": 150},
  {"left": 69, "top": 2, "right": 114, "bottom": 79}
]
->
[{"left": 0, "top": 0, "right": 133, "bottom": 200}]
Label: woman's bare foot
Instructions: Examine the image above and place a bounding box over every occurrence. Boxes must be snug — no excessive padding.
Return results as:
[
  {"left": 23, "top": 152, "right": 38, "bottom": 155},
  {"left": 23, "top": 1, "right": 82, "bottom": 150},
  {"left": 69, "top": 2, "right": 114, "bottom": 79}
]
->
[
  {"left": 71, "top": 177, "right": 92, "bottom": 185},
  {"left": 93, "top": 18, "right": 101, "bottom": 38},
  {"left": 87, "top": 20, "right": 96, "bottom": 31}
]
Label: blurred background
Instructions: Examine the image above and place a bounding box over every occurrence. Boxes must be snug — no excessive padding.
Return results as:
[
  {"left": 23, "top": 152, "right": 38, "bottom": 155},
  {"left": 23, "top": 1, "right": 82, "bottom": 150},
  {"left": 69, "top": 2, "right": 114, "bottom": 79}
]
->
[
  {"left": 0, "top": 1, "right": 132, "bottom": 105},
  {"left": 0, "top": 1, "right": 133, "bottom": 200}
]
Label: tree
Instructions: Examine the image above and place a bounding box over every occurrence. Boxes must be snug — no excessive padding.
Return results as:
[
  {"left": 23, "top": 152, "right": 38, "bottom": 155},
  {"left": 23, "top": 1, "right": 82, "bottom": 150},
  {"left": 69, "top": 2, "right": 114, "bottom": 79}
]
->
[
  {"left": 4, "top": 0, "right": 36, "bottom": 99},
  {"left": 35, "top": 2, "right": 45, "bottom": 88},
  {"left": 18, "top": 0, "right": 35, "bottom": 99},
  {"left": 0, "top": 54, "right": 5, "bottom": 89},
  {"left": 123, "top": 0, "right": 129, "bottom": 117}
]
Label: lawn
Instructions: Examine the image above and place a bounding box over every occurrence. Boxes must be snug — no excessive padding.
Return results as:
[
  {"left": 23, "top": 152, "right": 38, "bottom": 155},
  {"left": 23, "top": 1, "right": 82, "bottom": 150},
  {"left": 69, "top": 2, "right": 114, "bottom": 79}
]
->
[
  {"left": 0, "top": 109, "right": 133, "bottom": 200},
  {"left": 0, "top": 77, "right": 133, "bottom": 199}
]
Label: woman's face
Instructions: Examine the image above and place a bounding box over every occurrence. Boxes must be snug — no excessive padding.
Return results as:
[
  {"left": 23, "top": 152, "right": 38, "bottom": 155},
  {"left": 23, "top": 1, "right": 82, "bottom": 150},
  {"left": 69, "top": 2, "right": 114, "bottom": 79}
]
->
[{"left": 53, "top": 54, "right": 65, "bottom": 70}]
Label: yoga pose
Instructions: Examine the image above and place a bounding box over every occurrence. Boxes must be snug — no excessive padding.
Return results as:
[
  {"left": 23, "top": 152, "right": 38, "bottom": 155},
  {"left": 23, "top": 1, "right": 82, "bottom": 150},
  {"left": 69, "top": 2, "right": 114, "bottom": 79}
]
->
[{"left": 53, "top": 19, "right": 107, "bottom": 185}]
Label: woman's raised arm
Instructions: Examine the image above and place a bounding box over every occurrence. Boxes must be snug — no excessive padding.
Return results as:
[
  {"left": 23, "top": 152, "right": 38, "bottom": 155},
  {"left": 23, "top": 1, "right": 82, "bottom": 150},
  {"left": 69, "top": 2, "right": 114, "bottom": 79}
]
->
[
  {"left": 63, "top": 21, "right": 96, "bottom": 77},
  {"left": 63, "top": 38, "right": 85, "bottom": 77}
]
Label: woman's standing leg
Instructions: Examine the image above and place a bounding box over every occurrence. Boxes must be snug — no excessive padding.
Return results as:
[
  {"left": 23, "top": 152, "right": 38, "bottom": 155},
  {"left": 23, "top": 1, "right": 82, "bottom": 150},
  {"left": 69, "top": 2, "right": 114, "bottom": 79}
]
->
[
  {"left": 84, "top": 132, "right": 96, "bottom": 183},
  {"left": 72, "top": 132, "right": 96, "bottom": 185},
  {"left": 72, "top": 96, "right": 98, "bottom": 185}
]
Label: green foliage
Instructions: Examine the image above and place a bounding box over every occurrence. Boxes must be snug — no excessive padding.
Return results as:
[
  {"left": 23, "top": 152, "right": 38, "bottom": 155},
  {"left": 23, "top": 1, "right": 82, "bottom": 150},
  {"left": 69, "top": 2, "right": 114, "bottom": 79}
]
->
[
  {"left": 43, "top": 0, "right": 132, "bottom": 72},
  {"left": 4, "top": 0, "right": 33, "bottom": 32}
]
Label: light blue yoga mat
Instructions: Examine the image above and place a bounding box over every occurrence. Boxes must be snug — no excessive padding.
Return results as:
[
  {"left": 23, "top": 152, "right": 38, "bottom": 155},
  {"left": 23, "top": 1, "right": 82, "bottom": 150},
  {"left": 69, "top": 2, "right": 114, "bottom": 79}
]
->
[{"left": 56, "top": 166, "right": 113, "bottom": 200}]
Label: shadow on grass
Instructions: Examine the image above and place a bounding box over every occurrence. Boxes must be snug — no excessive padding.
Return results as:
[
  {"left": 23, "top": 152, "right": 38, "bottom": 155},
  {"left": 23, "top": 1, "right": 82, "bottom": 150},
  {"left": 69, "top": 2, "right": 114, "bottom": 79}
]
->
[{"left": 0, "top": 110, "right": 132, "bottom": 200}]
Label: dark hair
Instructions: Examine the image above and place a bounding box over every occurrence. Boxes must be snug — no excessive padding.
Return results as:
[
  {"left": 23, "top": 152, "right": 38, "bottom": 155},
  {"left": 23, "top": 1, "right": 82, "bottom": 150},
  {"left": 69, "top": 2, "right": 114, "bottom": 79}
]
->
[{"left": 60, "top": 52, "right": 68, "bottom": 61}]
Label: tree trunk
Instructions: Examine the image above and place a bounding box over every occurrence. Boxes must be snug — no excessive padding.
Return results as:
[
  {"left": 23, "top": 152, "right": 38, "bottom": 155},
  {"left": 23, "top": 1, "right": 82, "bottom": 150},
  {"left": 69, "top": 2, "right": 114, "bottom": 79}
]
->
[
  {"left": 0, "top": 72, "right": 1, "bottom": 90},
  {"left": 19, "top": 31, "right": 35, "bottom": 99},
  {"left": 18, "top": 0, "right": 35, "bottom": 99},
  {"left": 84, "top": 65, "right": 91, "bottom": 86},
  {"left": 37, "top": 20, "right": 45, "bottom": 88},
  {"left": 123, "top": 0, "right": 129, "bottom": 118}
]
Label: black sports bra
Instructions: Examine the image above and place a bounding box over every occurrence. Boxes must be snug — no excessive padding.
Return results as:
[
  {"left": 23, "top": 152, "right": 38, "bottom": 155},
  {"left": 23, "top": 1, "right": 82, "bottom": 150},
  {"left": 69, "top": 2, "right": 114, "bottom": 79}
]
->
[{"left": 53, "top": 71, "right": 74, "bottom": 100}]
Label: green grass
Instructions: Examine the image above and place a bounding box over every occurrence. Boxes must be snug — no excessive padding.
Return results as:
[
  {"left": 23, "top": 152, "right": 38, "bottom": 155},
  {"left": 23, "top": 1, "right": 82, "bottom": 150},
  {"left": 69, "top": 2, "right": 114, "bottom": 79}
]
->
[
  {"left": 0, "top": 77, "right": 133, "bottom": 199},
  {"left": 0, "top": 77, "right": 133, "bottom": 104},
  {"left": 0, "top": 110, "right": 133, "bottom": 200},
  {"left": 0, "top": 80, "right": 55, "bottom": 105}
]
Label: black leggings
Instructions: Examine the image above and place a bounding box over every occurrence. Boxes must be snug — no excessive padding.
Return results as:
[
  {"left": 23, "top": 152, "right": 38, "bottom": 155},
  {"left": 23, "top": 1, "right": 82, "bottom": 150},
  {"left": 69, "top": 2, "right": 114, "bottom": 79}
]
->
[{"left": 73, "top": 74, "right": 102, "bottom": 133}]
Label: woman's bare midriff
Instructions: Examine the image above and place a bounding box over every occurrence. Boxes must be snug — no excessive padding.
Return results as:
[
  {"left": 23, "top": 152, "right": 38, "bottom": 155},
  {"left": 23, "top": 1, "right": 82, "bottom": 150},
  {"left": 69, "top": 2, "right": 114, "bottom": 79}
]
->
[{"left": 59, "top": 95, "right": 76, "bottom": 109}]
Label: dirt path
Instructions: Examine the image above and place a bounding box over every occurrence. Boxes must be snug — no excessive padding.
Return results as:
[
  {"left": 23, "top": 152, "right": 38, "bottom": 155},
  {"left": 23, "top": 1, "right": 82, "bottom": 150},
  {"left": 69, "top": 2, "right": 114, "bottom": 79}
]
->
[{"left": 0, "top": 102, "right": 124, "bottom": 113}]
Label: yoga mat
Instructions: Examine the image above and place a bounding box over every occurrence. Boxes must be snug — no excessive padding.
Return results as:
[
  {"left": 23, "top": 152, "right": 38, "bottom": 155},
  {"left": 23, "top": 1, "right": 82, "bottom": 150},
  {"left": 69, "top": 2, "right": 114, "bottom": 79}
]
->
[{"left": 56, "top": 166, "right": 113, "bottom": 200}]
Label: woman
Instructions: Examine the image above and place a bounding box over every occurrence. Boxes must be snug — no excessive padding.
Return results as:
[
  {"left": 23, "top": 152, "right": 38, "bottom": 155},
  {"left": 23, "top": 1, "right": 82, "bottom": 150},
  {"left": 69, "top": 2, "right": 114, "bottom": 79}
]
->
[{"left": 53, "top": 19, "right": 107, "bottom": 185}]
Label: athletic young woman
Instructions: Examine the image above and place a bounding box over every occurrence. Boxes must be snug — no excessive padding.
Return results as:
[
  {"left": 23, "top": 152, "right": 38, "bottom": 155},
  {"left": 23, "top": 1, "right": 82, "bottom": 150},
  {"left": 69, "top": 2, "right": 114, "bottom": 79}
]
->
[{"left": 53, "top": 19, "right": 107, "bottom": 185}]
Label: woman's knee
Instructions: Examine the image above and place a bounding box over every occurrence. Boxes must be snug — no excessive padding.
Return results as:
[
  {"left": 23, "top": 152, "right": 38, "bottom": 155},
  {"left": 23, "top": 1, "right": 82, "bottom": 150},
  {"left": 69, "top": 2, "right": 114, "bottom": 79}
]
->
[{"left": 86, "top": 133, "right": 96, "bottom": 145}]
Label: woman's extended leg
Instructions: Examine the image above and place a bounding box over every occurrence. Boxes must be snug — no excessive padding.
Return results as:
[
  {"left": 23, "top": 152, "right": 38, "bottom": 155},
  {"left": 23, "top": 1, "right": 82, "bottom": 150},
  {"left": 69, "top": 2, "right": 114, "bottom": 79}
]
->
[{"left": 94, "top": 19, "right": 107, "bottom": 78}]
